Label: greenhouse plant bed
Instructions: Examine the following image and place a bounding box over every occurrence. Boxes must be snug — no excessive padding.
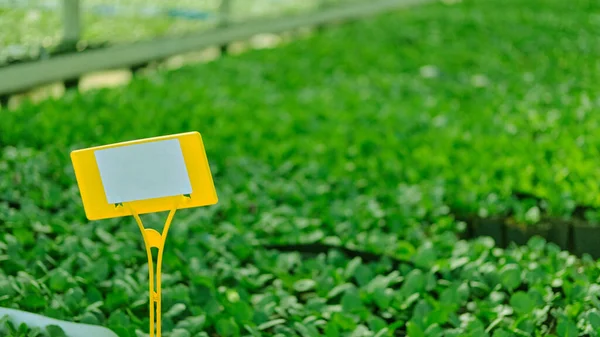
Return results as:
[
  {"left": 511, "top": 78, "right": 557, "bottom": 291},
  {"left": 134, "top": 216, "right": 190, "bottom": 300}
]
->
[
  {"left": 470, "top": 216, "right": 506, "bottom": 248},
  {"left": 453, "top": 213, "right": 477, "bottom": 240},
  {"left": 572, "top": 220, "right": 600, "bottom": 259},
  {"left": 544, "top": 217, "right": 571, "bottom": 251},
  {"left": 505, "top": 218, "right": 551, "bottom": 247}
]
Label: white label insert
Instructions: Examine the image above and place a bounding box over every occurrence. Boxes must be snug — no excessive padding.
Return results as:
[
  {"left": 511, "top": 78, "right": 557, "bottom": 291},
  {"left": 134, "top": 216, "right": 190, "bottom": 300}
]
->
[{"left": 95, "top": 139, "right": 192, "bottom": 204}]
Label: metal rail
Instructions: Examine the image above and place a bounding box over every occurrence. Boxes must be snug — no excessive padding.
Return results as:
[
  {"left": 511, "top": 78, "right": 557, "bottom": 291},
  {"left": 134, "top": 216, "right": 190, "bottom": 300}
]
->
[{"left": 0, "top": 0, "right": 433, "bottom": 95}]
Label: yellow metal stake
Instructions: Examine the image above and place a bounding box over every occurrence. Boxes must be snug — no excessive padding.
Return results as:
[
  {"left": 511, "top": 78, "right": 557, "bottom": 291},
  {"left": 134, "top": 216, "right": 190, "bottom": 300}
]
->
[{"left": 129, "top": 203, "right": 178, "bottom": 337}]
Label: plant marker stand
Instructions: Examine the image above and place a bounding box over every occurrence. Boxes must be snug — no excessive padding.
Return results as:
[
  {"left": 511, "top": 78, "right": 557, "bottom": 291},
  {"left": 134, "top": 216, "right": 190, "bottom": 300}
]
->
[
  {"left": 71, "top": 132, "right": 218, "bottom": 337},
  {"left": 129, "top": 203, "right": 177, "bottom": 337}
]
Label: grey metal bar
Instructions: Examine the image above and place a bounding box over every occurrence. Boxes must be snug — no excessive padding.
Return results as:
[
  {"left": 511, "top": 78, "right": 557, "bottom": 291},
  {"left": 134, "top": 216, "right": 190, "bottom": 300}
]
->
[
  {"left": 62, "top": 0, "right": 81, "bottom": 45},
  {"left": 0, "top": 0, "right": 433, "bottom": 95},
  {"left": 219, "top": 0, "right": 232, "bottom": 28}
]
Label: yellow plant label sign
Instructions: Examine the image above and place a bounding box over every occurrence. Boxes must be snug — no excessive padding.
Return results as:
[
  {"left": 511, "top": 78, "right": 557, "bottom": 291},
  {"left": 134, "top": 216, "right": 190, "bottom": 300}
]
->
[{"left": 71, "top": 131, "right": 218, "bottom": 220}]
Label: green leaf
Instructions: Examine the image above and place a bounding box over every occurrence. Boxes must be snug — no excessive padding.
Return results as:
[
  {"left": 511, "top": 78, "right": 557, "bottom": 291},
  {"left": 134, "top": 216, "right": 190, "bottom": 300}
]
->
[
  {"left": 424, "top": 324, "right": 444, "bottom": 337},
  {"left": 258, "top": 319, "right": 286, "bottom": 331},
  {"left": 509, "top": 292, "right": 536, "bottom": 315},
  {"left": 401, "top": 270, "right": 425, "bottom": 296},
  {"left": 331, "top": 312, "right": 357, "bottom": 331},
  {"left": 110, "top": 326, "right": 130, "bottom": 337},
  {"left": 170, "top": 329, "right": 191, "bottom": 337},
  {"left": 396, "top": 241, "right": 416, "bottom": 260},
  {"left": 327, "top": 283, "right": 354, "bottom": 299},
  {"left": 293, "top": 279, "right": 316, "bottom": 292},
  {"left": 325, "top": 323, "right": 339, "bottom": 337},
  {"left": 492, "top": 329, "right": 513, "bottom": 337},
  {"left": 406, "top": 321, "right": 425, "bottom": 337},
  {"left": 108, "top": 310, "right": 129, "bottom": 326},
  {"left": 500, "top": 264, "right": 522, "bottom": 291},
  {"left": 425, "top": 309, "right": 449, "bottom": 326},
  {"left": 589, "top": 310, "right": 600, "bottom": 330},
  {"left": 373, "top": 287, "right": 391, "bottom": 309},
  {"left": 367, "top": 316, "right": 387, "bottom": 333},
  {"left": 164, "top": 303, "right": 186, "bottom": 319},
  {"left": 401, "top": 293, "right": 421, "bottom": 310},
  {"left": 294, "top": 322, "right": 319, "bottom": 337},
  {"left": 557, "top": 317, "right": 578, "bottom": 337},
  {"left": 64, "top": 288, "right": 85, "bottom": 312},
  {"left": 20, "top": 292, "right": 46, "bottom": 310},
  {"left": 228, "top": 301, "right": 253, "bottom": 323},
  {"left": 46, "top": 325, "right": 68, "bottom": 337},
  {"left": 344, "top": 257, "right": 363, "bottom": 280},
  {"left": 215, "top": 317, "right": 240, "bottom": 337},
  {"left": 341, "top": 289, "right": 363, "bottom": 313},
  {"left": 79, "top": 312, "right": 99, "bottom": 325},
  {"left": 48, "top": 269, "right": 70, "bottom": 293},
  {"left": 373, "top": 328, "right": 390, "bottom": 337},
  {"left": 413, "top": 242, "right": 437, "bottom": 269},
  {"left": 354, "top": 265, "right": 374, "bottom": 287},
  {"left": 176, "top": 315, "right": 206, "bottom": 333}
]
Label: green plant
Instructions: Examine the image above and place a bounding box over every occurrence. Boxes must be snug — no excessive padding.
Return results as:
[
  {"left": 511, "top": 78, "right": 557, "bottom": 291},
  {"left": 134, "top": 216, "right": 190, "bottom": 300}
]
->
[
  {"left": 477, "top": 193, "right": 509, "bottom": 219},
  {"left": 1, "top": 0, "right": 600, "bottom": 335},
  {"left": 584, "top": 209, "right": 600, "bottom": 227},
  {"left": 509, "top": 198, "right": 542, "bottom": 227},
  {"left": 545, "top": 192, "right": 576, "bottom": 220}
]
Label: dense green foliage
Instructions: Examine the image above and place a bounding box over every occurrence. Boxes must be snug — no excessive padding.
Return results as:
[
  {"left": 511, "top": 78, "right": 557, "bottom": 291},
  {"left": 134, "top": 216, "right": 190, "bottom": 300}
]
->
[{"left": 2, "top": 0, "right": 600, "bottom": 335}]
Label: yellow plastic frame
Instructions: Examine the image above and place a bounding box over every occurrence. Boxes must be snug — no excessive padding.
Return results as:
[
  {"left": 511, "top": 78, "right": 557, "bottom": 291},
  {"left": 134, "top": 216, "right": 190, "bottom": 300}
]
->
[
  {"left": 70, "top": 132, "right": 218, "bottom": 337},
  {"left": 70, "top": 131, "right": 218, "bottom": 220}
]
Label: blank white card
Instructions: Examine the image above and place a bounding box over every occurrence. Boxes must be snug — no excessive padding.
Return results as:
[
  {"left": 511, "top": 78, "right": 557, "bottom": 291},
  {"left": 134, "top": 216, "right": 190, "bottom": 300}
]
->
[{"left": 95, "top": 139, "right": 193, "bottom": 204}]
